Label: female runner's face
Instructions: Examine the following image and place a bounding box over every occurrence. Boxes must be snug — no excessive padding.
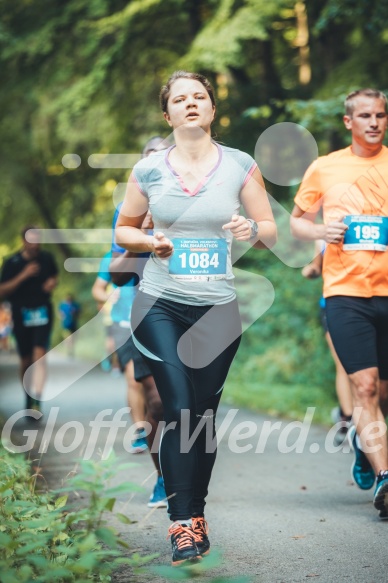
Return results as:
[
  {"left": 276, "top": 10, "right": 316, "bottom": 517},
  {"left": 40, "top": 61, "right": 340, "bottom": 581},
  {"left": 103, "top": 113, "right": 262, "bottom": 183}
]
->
[{"left": 164, "top": 78, "right": 215, "bottom": 133}]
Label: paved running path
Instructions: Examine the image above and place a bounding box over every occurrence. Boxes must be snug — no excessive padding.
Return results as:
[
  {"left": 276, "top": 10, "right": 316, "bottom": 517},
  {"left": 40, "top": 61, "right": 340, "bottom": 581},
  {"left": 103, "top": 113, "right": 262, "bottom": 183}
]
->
[{"left": 0, "top": 352, "right": 386, "bottom": 583}]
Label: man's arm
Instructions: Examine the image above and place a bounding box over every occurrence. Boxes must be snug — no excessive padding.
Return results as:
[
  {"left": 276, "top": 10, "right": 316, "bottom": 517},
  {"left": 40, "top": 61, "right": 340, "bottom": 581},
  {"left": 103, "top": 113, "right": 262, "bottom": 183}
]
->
[
  {"left": 92, "top": 277, "right": 110, "bottom": 305},
  {"left": 42, "top": 276, "right": 58, "bottom": 293},
  {"left": 109, "top": 251, "right": 140, "bottom": 287},
  {"left": 290, "top": 205, "right": 348, "bottom": 243},
  {"left": 41, "top": 253, "right": 59, "bottom": 294},
  {"left": 0, "top": 262, "right": 40, "bottom": 299},
  {"left": 301, "top": 240, "right": 324, "bottom": 279}
]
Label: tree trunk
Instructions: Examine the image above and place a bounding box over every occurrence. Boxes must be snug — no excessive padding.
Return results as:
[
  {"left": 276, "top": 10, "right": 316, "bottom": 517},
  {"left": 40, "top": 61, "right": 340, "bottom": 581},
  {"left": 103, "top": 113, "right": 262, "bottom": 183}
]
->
[{"left": 25, "top": 167, "right": 72, "bottom": 259}]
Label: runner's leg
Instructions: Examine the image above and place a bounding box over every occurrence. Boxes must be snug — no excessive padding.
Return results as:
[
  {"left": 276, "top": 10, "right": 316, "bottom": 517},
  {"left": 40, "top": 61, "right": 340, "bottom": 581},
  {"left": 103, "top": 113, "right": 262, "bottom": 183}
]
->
[
  {"left": 326, "top": 331, "right": 353, "bottom": 418},
  {"left": 327, "top": 297, "right": 388, "bottom": 476}
]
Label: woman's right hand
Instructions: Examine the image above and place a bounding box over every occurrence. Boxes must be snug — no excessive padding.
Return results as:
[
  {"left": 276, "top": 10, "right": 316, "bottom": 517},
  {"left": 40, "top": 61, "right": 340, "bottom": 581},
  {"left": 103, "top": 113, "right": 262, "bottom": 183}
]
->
[{"left": 152, "top": 232, "right": 174, "bottom": 258}]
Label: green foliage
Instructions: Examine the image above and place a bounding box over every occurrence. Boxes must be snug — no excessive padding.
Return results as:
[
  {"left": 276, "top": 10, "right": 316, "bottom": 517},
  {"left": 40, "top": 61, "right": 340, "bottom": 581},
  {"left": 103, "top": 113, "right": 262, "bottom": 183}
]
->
[
  {"left": 225, "top": 249, "right": 337, "bottom": 423},
  {"left": 315, "top": 0, "right": 388, "bottom": 35},
  {"left": 181, "top": 0, "right": 279, "bottom": 71},
  {"left": 0, "top": 446, "right": 154, "bottom": 582},
  {"left": 1, "top": 0, "right": 388, "bottom": 237}
]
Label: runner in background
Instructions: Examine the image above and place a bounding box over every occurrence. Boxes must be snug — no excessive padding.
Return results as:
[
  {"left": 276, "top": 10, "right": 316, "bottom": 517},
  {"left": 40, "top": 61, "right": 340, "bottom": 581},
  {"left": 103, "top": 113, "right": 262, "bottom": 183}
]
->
[
  {"left": 0, "top": 302, "right": 12, "bottom": 352},
  {"left": 98, "top": 284, "right": 120, "bottom": 375},
  {"left": 291, "top": 88, "right": 388, "bottom": 518},
  {"left": 93, "top": 136, "right": 167, "bottom": 507},
  {"left": 92, "top": 252, "right": 148, "bottom": 452},
  {"left": 58, "top": 293, "right": 81, "bottom": 358},
  {"left": 0, "top": 226, "right": 58, "bottom": 415},
  {"left": 301, "top": 240, "right": 353, "bottom": 444}
]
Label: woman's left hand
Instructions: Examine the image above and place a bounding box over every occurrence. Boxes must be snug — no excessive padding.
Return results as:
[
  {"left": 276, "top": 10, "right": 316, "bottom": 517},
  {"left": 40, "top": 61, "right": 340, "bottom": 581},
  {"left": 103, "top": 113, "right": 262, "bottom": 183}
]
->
[{"left": 222, "top": 214, "right": 252, "bottom": 241}]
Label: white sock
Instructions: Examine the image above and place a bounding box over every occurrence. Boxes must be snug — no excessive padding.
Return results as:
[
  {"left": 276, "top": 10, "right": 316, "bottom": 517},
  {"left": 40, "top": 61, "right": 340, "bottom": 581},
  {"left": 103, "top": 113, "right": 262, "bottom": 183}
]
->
[
  {"left": 355, "top": 434, "right": 363, "bottom": 451},
  {"left": 174, "top": 519, "right": 192, "bottom": 527}
]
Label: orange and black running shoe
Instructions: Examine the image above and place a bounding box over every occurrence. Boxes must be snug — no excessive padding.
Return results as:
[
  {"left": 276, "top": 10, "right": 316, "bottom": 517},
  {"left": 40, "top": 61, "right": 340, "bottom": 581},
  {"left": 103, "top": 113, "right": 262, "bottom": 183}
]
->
[
  {"left": 192, "top": 516, "right": 210, "bottom": 556},
  {"left": 168, "top": 522, "right": 201, "bottom": 566}
]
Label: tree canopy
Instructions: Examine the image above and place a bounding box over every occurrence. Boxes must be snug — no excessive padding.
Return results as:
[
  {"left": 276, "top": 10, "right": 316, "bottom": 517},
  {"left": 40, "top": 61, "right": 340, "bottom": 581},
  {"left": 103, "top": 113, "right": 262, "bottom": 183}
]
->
[
  {"left": 1, "top": 0, "right": 387, "bottom": 393},
  {"left": 1, "top": 0, "right": 387, "bottom": 244}
]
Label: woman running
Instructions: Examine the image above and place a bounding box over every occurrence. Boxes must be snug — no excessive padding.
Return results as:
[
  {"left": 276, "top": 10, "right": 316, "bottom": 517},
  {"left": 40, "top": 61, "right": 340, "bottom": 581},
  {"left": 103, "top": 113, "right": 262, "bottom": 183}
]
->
[{"left": 116, "top": 70, "right": 277, "bottom": 565}]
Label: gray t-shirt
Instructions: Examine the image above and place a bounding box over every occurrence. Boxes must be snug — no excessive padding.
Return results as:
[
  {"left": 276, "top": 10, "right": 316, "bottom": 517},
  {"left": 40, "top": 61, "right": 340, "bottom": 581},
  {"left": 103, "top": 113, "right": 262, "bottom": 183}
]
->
[{"left": 132, "top": 143, "right": 257, "bottom": 305}]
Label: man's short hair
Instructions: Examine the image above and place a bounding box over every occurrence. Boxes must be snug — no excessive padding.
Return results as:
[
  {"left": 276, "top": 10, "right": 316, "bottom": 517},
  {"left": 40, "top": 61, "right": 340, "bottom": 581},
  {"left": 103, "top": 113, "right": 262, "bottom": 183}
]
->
[
  {"left": 21, "top": 225, "right": 39, "bottom": 242},
  {"left": 345, "top": 89, "right": 387, "bottom": 117}
]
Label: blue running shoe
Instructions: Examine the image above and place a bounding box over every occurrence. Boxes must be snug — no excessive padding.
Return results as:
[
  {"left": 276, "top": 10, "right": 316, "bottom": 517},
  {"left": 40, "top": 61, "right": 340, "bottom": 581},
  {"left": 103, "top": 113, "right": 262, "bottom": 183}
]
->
[
  {"left": 148, "top": 475, "right": 168, "bottom": 508},
  {"left": 374, "top": 470, "right": 388, "bottom": 519},
  {"left": 347, "top": 425, "right": 375, "bottom": 490},
  {"left": 331, "top": 406, "right": 351, "bottom": 446},
  {"left": 100, "top": 358, "right": 112, "bottom": 372},
  {"left": 130, "top": 428, "right": 148, "bottom": 454}
]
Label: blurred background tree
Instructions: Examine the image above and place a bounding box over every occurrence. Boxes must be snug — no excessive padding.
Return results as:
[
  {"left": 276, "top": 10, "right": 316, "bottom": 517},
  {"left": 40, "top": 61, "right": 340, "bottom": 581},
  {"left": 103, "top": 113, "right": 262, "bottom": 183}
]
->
[{"left": 1, "top": 0, "right": 387, "bottom": 415}]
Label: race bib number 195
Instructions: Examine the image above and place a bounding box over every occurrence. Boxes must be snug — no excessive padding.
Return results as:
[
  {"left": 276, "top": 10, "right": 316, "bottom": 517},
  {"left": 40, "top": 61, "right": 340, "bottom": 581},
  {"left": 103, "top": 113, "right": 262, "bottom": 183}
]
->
[
  {"left": 343, "top": 215, "right": 388, "bottom": 251},
  {"left": 169, "top": 238, "right": 228, "bottom": 281}
]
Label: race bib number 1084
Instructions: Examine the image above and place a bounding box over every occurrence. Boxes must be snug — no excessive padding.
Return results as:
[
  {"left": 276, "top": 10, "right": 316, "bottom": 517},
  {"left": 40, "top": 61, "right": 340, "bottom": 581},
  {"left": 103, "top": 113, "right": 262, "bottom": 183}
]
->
[{"left": 169, "top": 238, "right": 228, "bottom": 281}]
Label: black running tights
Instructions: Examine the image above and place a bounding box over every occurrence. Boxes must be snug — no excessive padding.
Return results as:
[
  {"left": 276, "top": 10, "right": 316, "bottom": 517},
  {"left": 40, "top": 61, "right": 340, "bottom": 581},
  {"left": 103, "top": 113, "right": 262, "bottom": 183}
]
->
[{"left": 131, "top": 292, "right": 241, "bottom": 521}]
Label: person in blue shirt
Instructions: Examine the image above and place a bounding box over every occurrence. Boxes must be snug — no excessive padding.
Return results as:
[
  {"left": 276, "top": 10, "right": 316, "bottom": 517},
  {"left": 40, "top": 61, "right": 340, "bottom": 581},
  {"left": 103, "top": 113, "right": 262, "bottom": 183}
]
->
[
  {"left": 58, "top": 294, "right": 81, "bottom": 357},
  {"left": 92, "top": 136, "right": 167, "bottom": 508}
]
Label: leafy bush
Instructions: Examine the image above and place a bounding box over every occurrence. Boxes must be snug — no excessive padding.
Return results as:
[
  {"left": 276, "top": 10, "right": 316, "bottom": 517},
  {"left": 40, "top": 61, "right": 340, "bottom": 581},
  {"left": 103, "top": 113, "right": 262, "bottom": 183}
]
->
[
  {"left": 226, "top": 249, "right": 337, "bottom": 422},
  {"left": 0, "top": 445, "right": 154, "bottom": 582}
]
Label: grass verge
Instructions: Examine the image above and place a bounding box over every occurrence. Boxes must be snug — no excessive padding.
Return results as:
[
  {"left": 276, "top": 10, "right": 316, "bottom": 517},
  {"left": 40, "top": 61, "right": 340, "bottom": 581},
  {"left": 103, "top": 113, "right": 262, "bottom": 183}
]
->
[{"left": 225, "top": 365, "right": 337, "bottom": 426}]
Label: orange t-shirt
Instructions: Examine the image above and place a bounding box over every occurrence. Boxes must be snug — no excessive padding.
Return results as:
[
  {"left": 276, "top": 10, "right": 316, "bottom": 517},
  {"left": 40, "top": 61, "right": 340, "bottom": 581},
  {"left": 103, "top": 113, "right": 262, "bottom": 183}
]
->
[{"left": 294, "top": 146, "right": 388, "bottom": 298}]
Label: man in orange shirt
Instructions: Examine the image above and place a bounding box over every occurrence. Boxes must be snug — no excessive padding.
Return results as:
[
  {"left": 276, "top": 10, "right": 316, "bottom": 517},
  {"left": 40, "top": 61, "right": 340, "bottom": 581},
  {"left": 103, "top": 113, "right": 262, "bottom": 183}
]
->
[{"left": 291, "top": 88, "right": 388, "bottom": 518}]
